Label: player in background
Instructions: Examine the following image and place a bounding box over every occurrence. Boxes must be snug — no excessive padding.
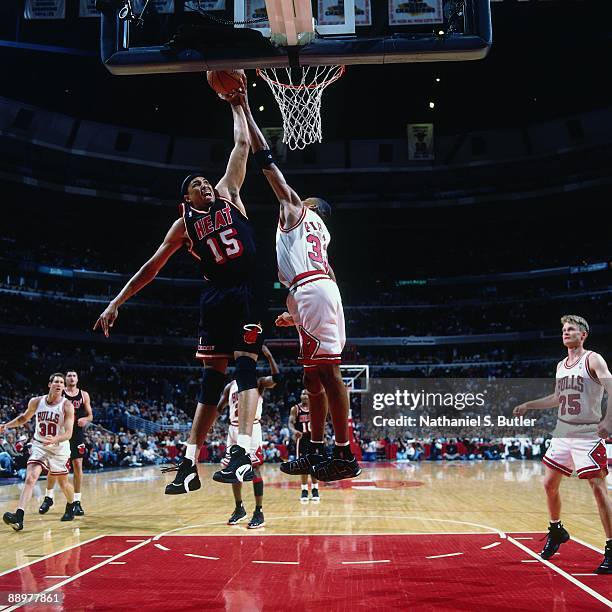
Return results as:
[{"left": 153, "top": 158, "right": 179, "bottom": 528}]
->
[
  {"left": 95, "top": 81, "right": 266, "bottom": 492},
  {"left": 40, "top": 370, "right": 92, "bottom": 516},
  {"left": 236, "top": 91, "right": 360, "bottom": 483},
  {"left": 1, "top": 373, "right": 77, "bottom": 531},
  {"left": 514, "top": 315, "right": 612, "bottom": 573},
  {"left": 288, "top": 390, "right": 320, "bottom": 502},
  {"left": 217, "top": 346, "right": 281, "bottom": 528}
]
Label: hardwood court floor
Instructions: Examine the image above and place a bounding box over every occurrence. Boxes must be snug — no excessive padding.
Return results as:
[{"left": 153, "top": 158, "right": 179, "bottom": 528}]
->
[
  {"left": 0, "top": 460, "right": 609, "bottom": 570},
  {"left": 0, "top": 461, "right": 610, "bottom": 610}
]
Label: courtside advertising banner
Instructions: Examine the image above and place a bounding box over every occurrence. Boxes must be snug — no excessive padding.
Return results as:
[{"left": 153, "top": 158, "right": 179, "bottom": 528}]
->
[
  {"left": 389, "top": 0, "right": 443, "bottom": 25},
  {"left": 407, "top": 123, "right": 434, "bottom": 161},
  {"left": 24, "top": 0, "right": 65, "bottom": 19}
]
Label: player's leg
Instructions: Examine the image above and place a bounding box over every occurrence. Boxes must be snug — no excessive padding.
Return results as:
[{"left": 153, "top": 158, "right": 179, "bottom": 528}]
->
[
  {"left": 248, "top": 466, "right": 265, "bottom": 529},
  {"left": 4, "top": 462, "right": 43, "bottom": 530},
  {"left": 71, "top": 449, "right": 85, "bottom": 515},
  {"left": 39, "top": 472, "right": 56, "bottom": 514},
  {"left": 589, "top": 477, "right": 612, "bottom": 573},
  {"left": 56, "top": 474, "right": 76, "bottom": 522},
  {"left": 312, "top": 364, "right": 361, "bottom": 482},
  {"left": 213, "top": 349, "right": 260, "bottom": 484},
  {"left": 164, "top": 358, "right": 227, "bottom": 495},
  {"left": 310, "top": 474, "right": 320, "bottom": 503},
  {"left": 281, "top": 375, "right": 328, "bottom": 476},
  {"left": 540, "top": 464, "right": 570, "bottom": 559},
  {"left": 300, "top": 473, "right": 309, "bottom": 503},
  {"left": 227, "top": 482, "right": 247, "bottom": 525}
]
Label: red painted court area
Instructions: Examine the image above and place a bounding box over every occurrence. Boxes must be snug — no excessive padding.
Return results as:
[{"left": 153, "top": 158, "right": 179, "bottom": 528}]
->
[{"left": 1, "top": 533, "right": 610, "bottom": 611}]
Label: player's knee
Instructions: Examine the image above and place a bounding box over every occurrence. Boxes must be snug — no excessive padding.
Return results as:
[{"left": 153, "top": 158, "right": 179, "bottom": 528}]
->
[
  {"left": 25, "top": 473, "right": 38, "bottom": 486},
  {"left": 543, "top": 476, "right": 561, "bottom": 493},
  {"left": 235, "top": 355, "right": 257, "bottom": 392},
  {"left": 198, "top": 368, "right": 227, "bottom": 407}
]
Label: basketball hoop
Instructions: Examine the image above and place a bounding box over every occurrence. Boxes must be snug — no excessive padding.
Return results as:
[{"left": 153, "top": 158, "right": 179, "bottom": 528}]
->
[{"left": 256, "top": 65, "right": 345, "bottom": 151}]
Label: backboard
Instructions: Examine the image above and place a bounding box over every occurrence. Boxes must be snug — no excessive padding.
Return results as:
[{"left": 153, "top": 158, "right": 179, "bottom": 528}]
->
[{"left": 99, "top": 0, "right": 492, "bottom": 75}]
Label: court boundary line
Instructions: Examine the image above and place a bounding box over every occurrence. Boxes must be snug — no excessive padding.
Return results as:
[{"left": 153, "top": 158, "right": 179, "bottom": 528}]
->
[
  {"left": 3, "top": 538, "right": 151, "bottom": 612},
  {"left": 506, "top": 536, "right": 612, "bottom": 607},
  {"left": 0, "top": 535, "right": 105, "bottom": 578}
]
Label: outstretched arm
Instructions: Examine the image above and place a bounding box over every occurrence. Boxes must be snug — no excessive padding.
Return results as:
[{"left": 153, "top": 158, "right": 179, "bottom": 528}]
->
[
  {"left": 237, "top": 93, "right": 303, "bottom": 228},
  {"left": 217, "top": 383, "right": 233, "bottom": 415},
  {"left": 93, "top": 218, "right": 186, "bottom": 337},
  {"left": 215, "top": 93, "right": 250, "bottom": 216},
  {"left": 257, "top": 345, "right": 281, "bottom": 391},
  {"left": 0, "top": 397, "right": 38, "bottom": 433}
]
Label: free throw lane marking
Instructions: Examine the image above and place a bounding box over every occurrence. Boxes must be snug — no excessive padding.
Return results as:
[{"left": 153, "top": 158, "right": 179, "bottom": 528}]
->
[{"left": 426, "top": 553, "right": 463, "bottom": 560}]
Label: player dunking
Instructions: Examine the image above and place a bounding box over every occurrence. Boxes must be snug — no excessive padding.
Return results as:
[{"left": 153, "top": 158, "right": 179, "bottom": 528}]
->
[
  {"left": 237, "top": 92, "right": 360, "bottom": 482},
  {"left": 40, "top": 370, "right": 92, "bottom": 516},
  {"left": 95, "top": 83, "right": 265, "bottom": 491},
  {"left": 289, "top": 390, "right": 320, "bottom": 502},
  {"left": 217, "top": 345, "right": 281, "bottom": 528},
  {"left": 2, "top": 373, "right": 77, "bottom": 531},
  {"left": 514, "top": 315, "right": 612, "bottom": 573}
]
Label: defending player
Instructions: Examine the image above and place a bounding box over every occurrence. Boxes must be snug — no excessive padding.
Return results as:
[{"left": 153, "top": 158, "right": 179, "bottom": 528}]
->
[
  {"left": 236, "top": 91, "right": 360, "bottom": 482},
  {"left": 217, "top": 345, "right": 281, "bottom": 528},
  {"left": 514, "top": 315, "right": 612, "bottom": 573},
  {"left": 94, "top": 83, "right": 266, "bottom": 491},
  {"left": 288, "top": 390, "right": 320, "bottom": 502},
  {"left": 40, "top": 370, "right": 92, "bottom": 516},
  {"left": 1, "top": 373, "right": 77, "bottom": 531}
]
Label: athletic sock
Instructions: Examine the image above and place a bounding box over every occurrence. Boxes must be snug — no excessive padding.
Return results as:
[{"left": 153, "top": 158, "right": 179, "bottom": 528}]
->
[
  {"left": 46, "top": 489, "right": 54, "bottom": 499},
  {"left": 309, "top": 441, "right": 325, "bottom": 455},
  {"left": 74, "top": 493, "right": 81, "bottom": 502},
  {"left": 185, "top": 444, "right": 197, "bottom": 463},
  {"left": 301, "top": 484, "right": 309, "bottom": 491}
]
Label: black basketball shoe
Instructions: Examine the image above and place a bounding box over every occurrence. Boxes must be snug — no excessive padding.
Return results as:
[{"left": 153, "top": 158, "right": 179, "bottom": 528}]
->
[
  {"left": 60, "top": 503, "right": 76, "bottom": 522},
  {"left": 312, "top": 456, "right": 362, "bottom": 482},
  {"left": 540, "top": 523, "right": 570, "bottom": 560},
  {"left": 213, "top": 445, "right": 254, "bottom": 484},
  {"left": 310, "top": 487, "right": 320, "bottom": 503},
  {"left": 281, "top": 453, "right": 326, "bottom": 476},
  {"left": 162, "top": 459, "right": 201, "bottom": 495},
  {"left": 227, "top": 505, "right": 247, "bottom": 525},
  {"left": 3, "top": 510, "right": 24, "bottom": 531},
  {"left": 595, "top": 542, "right": 612, "bottom": 574},
  {"left": 73, "top": 501, "right": 85, "bottom": 516},
  {"left": 248, "top": 509, "right": 265, "bottom": 529},
  {"left": 39, "top": 496, "right": 54, "bottom": 514},
  {"left": 300, "top": 489, "right": 309, "bottom": 503}
]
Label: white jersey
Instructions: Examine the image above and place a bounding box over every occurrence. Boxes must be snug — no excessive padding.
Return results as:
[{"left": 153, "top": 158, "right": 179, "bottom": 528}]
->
[
  {"left": 228, "top": 380, "right": 262, "bottom": 426},
  {"left": 276, "top": 206, "right": 331, "bottom": 290},
  {"left": 33, "top": 396, "right": 69, "bottom": 444},
  {"left": 554, "top": 351, "right": 604, "bottom": 437}
]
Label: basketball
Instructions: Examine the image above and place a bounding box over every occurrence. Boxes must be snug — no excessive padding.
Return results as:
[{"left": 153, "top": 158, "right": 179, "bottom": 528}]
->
[{"left": 207, "top": 70, "right": 244, "bottom": 95}]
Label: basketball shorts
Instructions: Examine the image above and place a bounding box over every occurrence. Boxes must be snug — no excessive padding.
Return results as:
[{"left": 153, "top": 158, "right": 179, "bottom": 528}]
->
[
  {"left": 221, "top": 423, "right": 264, "bottom": 467},
  {"left": 196, "top": 282, "right": 265, "bottom": 360},
  {"left": 286, "top": 278, "right": 345, "bottom": 367},
  {"left": 296, "top": 432, "right": 312, "bottom": 458},
  {"left": 70, "top": 429, "right": 86, "bottom": 461},
  {"left": 27, "top": 439, "right": 71, "bottom": 475},
  {"left": 543, "top": 437, "right": 608, "bottom": 479}
]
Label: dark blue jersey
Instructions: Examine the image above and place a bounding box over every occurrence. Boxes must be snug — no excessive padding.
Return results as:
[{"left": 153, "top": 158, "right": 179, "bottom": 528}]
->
[{"left": 181, "top": 196, "right": 257, "bottom": 287}]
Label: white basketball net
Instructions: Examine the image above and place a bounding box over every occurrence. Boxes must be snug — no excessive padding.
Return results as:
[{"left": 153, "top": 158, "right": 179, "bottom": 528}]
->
[{"left": 256, "top": 65, "right": 345, "bottom": 151}]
